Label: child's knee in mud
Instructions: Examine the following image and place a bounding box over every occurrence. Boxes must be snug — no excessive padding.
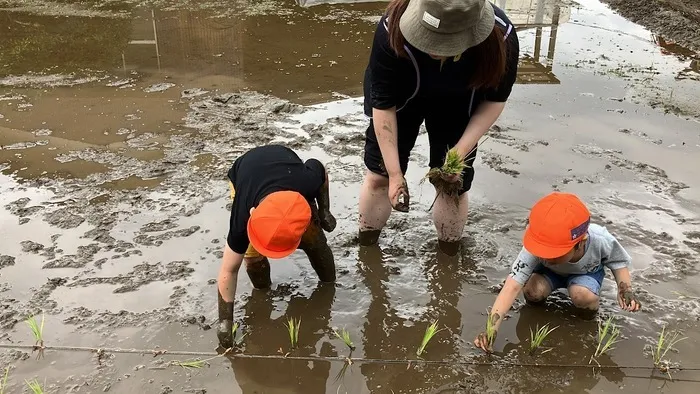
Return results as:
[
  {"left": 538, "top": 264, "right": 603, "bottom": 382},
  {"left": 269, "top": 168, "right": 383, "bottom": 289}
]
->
[
  {"left": 569, "top": 286, "right": 599, "bottom": 309},
  {"left": 523, "top": 276, "right": 550, "bottom": 303}
]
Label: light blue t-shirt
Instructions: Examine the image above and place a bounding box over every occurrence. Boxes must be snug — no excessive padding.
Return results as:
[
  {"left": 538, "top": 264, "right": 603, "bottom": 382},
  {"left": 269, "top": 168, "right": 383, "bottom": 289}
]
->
[{"left": 509, "top": 223, "right": 631, "bottom": 285}]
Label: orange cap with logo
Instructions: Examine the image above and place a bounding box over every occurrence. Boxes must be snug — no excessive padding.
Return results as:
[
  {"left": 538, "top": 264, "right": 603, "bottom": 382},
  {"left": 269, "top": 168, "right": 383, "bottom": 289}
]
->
[
  {"left": 247, "top": 191, "right": 312, "bottom": 259},
  {"left": 523, "top": 192, "right": 591, "bottom": 259}
]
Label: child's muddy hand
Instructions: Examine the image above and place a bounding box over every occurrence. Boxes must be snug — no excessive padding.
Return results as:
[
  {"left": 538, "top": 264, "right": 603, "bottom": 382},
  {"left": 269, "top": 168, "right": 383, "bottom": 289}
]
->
[
  {"left": 319, "top": 211, "right": 337, "bottom": 232},
  {"left": 217, "top": 320, "right": 234, "bottom": 349},
  {"left": 617, "top": 287, "right": 641, "bottom": 312},
  {"left": 473, "top": 332, "right": 494, "bottom": 352}
]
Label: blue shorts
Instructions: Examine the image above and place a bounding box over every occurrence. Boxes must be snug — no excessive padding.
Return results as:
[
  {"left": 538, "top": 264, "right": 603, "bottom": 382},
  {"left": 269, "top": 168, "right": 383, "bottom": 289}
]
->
[{"left": 533, "top": 265, "right": 605, "bottom": 296}]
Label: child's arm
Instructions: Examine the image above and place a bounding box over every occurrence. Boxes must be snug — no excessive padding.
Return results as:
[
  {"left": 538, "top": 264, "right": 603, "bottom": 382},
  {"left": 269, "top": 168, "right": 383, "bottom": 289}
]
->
[
  {"left": 474, "top": 248, "right": 538, "bottom": 352},
  {"left": 216, "top": 244, "right": 244, "bottom": 349},
  {"left": 474, "top": 277, "right": 524, "bottom": 351},
  {"left": 611, "top": 267, "right": 641, "bottom": 312},
  {"left": 317, "top": 167, "right": 336, "bottom": 232},
  {"left": 600, "top": 228, "right": 640, "bottom": 312}
]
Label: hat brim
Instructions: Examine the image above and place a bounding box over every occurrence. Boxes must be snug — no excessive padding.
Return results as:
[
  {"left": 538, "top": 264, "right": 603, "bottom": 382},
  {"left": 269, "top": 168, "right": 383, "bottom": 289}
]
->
[
  {"left": 523, "top": 228, "right": 575, "bottom": 259},
  {"left": 247, "top": 220, "right": 302, "bottom": 259},
  {"left": 399, "top": 0, "right": 495, "bottom": 57}
]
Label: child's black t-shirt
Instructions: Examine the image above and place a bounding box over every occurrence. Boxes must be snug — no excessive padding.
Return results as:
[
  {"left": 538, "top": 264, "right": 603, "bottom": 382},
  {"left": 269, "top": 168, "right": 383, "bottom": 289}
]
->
[{"left": 226, "top": 145, "right": 325, "bottom": 254}]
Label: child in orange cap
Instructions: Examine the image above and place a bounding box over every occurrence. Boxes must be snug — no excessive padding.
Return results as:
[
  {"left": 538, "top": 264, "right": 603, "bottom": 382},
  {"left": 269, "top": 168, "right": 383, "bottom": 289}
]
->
[
  {"left": 216, "top": 144, "right": 336, "bottom": 349},
  {"left": 474, "top": 192, "right": 641, "bottom": 352}
]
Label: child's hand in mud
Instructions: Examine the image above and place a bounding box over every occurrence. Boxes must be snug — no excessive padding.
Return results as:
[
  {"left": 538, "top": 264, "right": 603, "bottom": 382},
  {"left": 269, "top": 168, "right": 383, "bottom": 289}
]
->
[
  {"left": 319, "top": 210, "right": 337, "bottom": 232},
  {"left": 389, "top": 174, "right": 409, "bottom": 212},
  {"left": 473, "top": 331, "right": 495, "bottom": 353},
  {"left": 217, "top": 319, "right": 234, "bottom": 349},
  {"left": 617, "top": 284, "right": 641, "bottom": 312}
]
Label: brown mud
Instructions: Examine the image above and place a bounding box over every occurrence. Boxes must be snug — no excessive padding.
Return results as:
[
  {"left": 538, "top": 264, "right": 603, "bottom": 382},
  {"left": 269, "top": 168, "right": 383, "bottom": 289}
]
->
[
  {"left": 600, "top": 0, "right": 700, "bottom": 51},
  {"left": 1, "top": 0, "right": 700, "bottom": 393}
]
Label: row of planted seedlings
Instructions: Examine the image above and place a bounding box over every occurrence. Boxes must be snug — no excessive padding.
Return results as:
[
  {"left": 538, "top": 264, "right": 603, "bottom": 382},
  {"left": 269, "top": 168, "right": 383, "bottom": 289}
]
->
[
  {"left": 1, "top": 311, "right": 688, "bottom": 393},
  {"left": 485, "top": 312, "right": 687, "bottom": 379}
]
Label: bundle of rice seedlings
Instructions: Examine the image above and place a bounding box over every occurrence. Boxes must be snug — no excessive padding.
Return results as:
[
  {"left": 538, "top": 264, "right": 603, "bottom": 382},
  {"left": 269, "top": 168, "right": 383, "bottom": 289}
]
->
[
  {"left": 25, "top": 379, "right": 44, "bottom": 394},
  {"left": 424, "top": 148, "right": 468, "bottom": 204},
  {"left": 485, "top": 312, "right": 498, "bottom": 351}
]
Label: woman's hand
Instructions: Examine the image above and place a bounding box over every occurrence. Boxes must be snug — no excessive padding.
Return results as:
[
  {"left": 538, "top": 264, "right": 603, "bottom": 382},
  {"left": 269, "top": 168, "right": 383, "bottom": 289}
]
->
[{"left": 388, "top": 174, "right": 409, "bottom": 212}]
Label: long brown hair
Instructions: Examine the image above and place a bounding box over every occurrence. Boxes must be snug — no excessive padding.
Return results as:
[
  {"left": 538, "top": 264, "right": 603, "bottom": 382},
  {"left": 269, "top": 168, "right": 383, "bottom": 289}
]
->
[{"left": 386, "top": 0, "right": 507, "bottom": 89}]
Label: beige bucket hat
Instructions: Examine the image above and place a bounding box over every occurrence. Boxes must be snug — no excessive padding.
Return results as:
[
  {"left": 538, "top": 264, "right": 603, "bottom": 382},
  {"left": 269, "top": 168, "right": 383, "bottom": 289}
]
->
[{"left": 399, "top": 0, "right": 495, "bottom": 57}]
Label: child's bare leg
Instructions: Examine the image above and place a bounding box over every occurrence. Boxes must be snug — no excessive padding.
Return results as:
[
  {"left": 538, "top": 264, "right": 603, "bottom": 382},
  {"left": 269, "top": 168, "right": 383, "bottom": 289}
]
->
[
  {"left": 523, "top": 273, "right": 552, "bottom": 304},
  {"left": 569, "top": 285, "right": 600, "bottom": 310},
  {"left": 300, "top": 221, "right": 336, "bottom": 283},
  {"left": 432, "top": 192, "right": 468, "bottom": 256},
  {"left": 245, "top": 255, "right": 271, "bottom": 289}
]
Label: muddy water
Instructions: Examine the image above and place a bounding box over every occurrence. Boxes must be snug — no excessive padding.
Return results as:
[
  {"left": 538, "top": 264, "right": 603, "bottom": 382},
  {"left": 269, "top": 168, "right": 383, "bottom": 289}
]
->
[{"left": 2, "top": 0, "right": 700, "bottom": 392}]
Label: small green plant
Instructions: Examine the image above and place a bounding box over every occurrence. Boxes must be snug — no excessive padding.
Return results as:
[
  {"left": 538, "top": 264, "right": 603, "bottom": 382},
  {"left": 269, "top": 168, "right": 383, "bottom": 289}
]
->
[
  {"left": 652, "top": 325, "right": 686, "bottom": 378},
  {"left": 172, "top": 359, "right": 206, "bottom": 369},
  {"left": 1, "top": 366, "right": 9, "bottom": 394},
  {"left": 589, "top": 315, "right": 620, "bottom": 365},
  {"left": 333, "top": 327, "right": 355, "bottom": 351},
  {"left": 416, "top": 320, "right": 444, "bottom": 356},
  {"left": 25, "top": 379, "right": 44, "bottom": 394},
  {"left": 232, "top": 322, "right": 246, "bottom": 346},
  {"left": 26, "top": 313, "right": 45, "bottom": 359},
  {"left": 485, "top": 312, "right": 498, "bottom": 350},
  {"left": 284, "top": 317, "right": 301, "bottom": 349},
  {"left": 529, "top": 323, "right": 558, "bottom": 354}
]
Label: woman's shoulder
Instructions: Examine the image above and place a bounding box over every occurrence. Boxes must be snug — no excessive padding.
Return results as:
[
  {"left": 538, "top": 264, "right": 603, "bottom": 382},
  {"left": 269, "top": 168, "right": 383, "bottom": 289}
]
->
[{"left": 492, "top": 4, "right": 515, "bottom": 32}]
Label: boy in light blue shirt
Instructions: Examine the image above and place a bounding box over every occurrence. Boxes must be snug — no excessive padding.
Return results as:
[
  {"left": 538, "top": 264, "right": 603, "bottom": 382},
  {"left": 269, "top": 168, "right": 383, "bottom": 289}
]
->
[{"left": 475, "top": 192, "right": 641, "bottom": 352}]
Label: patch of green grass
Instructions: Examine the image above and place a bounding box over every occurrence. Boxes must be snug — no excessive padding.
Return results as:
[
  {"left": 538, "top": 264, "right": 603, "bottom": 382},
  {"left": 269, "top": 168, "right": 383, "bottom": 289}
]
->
[
  {"left": 26, "top": 313, "right": 45, "bottom": 359},
  {"left": 232, "top": 322, "right": 246, "bottom": 346},
  {"left": 284, "top": 317, "right": 301, "bottom": 349},
  {"left": 589, "top": 315, "right": 620, "bottom": 365},
  {"left": 416, "top": 320, "right": 444, "bottom": 356},
  {"left": 333, "top": 327, "right": 355, "bottom": 351},
  {"left": 529, "top": 323, "right": 558, "bottom": 354},
  {"left": 1, "top": 366, "right": 9, "bottom": 394},
  {"left": 653, "top": 326, "right": 686, "bottom": 369},
  {"left": 25, "top": 379, "right": 44, "bottom": 394}
]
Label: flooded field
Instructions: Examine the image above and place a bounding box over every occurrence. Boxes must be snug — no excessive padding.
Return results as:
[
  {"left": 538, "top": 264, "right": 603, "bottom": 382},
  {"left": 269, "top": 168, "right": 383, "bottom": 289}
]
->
[{"left": 1, "top": 0, "right": 700, "bottom": 392}]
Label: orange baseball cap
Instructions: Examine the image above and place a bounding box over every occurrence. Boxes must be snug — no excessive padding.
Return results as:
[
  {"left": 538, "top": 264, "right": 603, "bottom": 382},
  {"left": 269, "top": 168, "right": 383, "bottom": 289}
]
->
[
  {"left": 247, "top": 191, "right": 312, "bottom": 259},
  {"left": 523, "top": 192, "right": 591, "bottom": 259}
]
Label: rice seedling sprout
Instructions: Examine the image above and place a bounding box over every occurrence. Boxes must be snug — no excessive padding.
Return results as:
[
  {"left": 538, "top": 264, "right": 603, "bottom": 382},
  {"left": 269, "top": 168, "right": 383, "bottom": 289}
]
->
[
  {"left": 652, "top": 325, "right": 686, "bottom": 378},
  {"left": 25, "top": 379, "right": 44, "bottom": 394},
  {"left": 416, "top": 320, "right": 443, "bottom": 356},
  {"left": 529, "top": 323, "right": 558, "bottom": 354},
  {"left": 485, "top": 312, "right": 498, "bottom": 350},
  {"left": 589, "top": 315, "right": 620, "bottom": 365},
  {"left": 25, "top": 313, "right": 45, "bottom": 359},
  {"left": 172, "top": 359, "right": 206, "bottom": 369},
  {"left": 284, "top": 317, "right": 301, "bottom": 349},
  {"left": 232, "top": 322, "right": 246, "bottom": 346},
  {"left": 333, "top": 327, "right": 355, "bottom": 350},
  {"left": 0, "top": 366, "right": 9, "bottom": 394}
]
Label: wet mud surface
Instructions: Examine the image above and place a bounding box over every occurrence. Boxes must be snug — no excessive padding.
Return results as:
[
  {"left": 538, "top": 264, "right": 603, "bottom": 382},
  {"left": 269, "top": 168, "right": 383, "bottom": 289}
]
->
[
  {"left": 1, "top": 0, "right": 700, "bottom": 393},
  {"left": 601, "top": 0, "right": 700, "bottom": 51}
]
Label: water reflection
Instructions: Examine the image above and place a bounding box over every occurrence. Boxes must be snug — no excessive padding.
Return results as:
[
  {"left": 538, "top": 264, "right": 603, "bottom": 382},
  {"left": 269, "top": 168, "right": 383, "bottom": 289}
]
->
[{"left": 0, "top": 0, "right": 573, "bottom": 104}]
